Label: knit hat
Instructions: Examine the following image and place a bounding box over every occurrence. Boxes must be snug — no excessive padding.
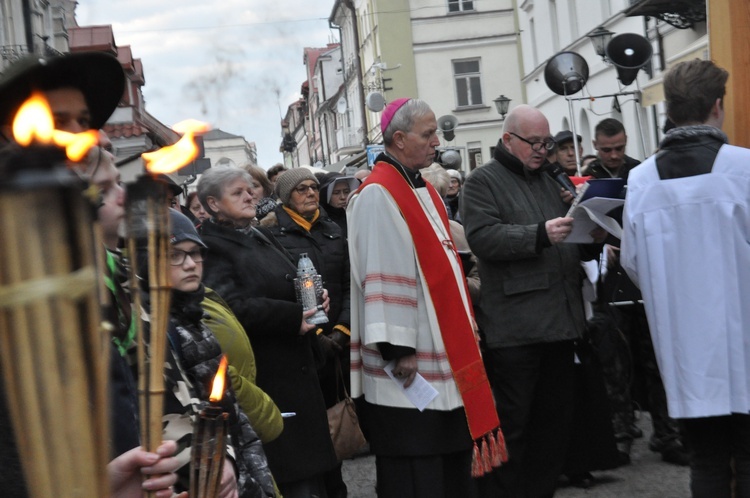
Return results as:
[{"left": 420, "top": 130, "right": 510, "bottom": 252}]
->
[
  {"left": 381, "top": 97, "right": 411, "bottom": 134},
  {"left": 169, "top": 208, "right": 206, "bottom": 248},
  {"left": 274, "top": 167, "right": 319, "bottom": 205}
]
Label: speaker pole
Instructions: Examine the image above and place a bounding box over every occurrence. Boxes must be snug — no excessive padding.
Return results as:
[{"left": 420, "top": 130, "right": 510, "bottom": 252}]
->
[
  {"left": 631, "top": 87, "right": 648, "bottom": 159},
  {"left": 562, "top": 80, "right": 582, "bottom": 176}
]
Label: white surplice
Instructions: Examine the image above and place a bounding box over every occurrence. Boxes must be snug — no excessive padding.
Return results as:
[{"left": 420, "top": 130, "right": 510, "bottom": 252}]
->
[{"left": 621, "top": 144, "right": 750, "bottom": 419}]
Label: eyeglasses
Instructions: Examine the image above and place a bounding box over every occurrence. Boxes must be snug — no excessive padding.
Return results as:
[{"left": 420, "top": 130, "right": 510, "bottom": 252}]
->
[
  {"left": 169, "top": 248, "right": 206, "bottom": 266},
  {"left": 509, "top": 132, "right": 556, "bottom": 152},
  {"left": 598, "top": 145, "right": 625, "bottom": 153},
  {"left": 293, "top": 183, "right": 319, "bottom": 195}
]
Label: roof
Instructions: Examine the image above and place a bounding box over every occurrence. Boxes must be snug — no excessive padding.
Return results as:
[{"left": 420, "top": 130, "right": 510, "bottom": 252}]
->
[
  {"left": 68, "top": 26, "right": 117, "bottom": 56},
  {"left": 103, "top": 122, "right": 148, "bottom": 139},
  {"left": 203, "top": 129, "right": 242, "bottom": 140}
]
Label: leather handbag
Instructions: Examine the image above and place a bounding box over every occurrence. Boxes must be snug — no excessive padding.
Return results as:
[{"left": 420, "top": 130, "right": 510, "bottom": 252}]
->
[{"left": 326, "top": 357, "right": 367, "bottom": 461}]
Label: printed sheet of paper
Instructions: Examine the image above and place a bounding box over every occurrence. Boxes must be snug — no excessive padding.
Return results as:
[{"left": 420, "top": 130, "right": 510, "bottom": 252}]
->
[
  {"left": 564, "top": 197, "right": 624, "bottom": 243},
  {"left": 384, "top": 361, "right": 439, "bottom": 412}
]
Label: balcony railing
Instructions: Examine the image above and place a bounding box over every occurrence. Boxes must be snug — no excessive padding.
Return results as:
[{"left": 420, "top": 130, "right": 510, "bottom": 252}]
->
[{"left": 1, "top": 45, "right": 29, "bottom": 63}]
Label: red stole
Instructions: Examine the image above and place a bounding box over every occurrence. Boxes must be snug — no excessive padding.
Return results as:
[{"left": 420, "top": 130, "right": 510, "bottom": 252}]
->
[{"left": 364, "top": 160, "right": 507, "bottom": 475}]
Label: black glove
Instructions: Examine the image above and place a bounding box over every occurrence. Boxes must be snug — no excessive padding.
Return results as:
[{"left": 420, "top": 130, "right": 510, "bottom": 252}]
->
[{"left": 318, "top": 333, "right": 343, "bottom": 359}]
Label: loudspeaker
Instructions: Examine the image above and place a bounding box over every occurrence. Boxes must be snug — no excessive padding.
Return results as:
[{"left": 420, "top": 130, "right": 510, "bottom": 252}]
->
[
  {"left": 438, "top": 114, "right": 458, "bottom": 142},
  {"left": 606, "top": 33, "right": 652, "bottom": 86},
  {"left": 544, "top": 51, "right": 589, "bottom": 96},
  {"left": 436, "top": 148, "right": 462, "bottom": 169},
  {"left": 365, "top": 91, "right": 386, "bottom": 112}
]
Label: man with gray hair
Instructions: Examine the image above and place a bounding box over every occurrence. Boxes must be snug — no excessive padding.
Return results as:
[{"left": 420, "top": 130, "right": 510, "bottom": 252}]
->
[
  {"left": 348, "top": 98, "right": 504, "bottom": 496},
  {"left": 621, "top": 58, "right": 750, "bottom": 497},
  {"left": 461, "top": 105, "right": 600, "bottom": 496}
]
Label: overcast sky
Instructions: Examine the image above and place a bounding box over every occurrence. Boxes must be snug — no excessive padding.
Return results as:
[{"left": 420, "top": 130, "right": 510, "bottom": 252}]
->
[{"left": 76, "top": 0, "right": 336, "bottom": 169}]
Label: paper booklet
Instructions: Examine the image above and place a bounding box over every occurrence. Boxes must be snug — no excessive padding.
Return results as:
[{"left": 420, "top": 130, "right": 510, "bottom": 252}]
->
[{"left": 563, "top": 178, "right": 625, "bottom": 243}]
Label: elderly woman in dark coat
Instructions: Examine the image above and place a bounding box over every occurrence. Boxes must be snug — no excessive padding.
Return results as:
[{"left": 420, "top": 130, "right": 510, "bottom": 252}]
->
[
  {"left": 197, "top": 168, "right": 337, "bottom": 498},
  {"left": 260, "top": 168, "right": 353, "bottom": 498}
]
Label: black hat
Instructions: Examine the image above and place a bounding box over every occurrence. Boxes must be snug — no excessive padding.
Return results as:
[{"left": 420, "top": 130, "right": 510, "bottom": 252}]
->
[
  {"left": 553, "top": 130, "right": 582, "bottom": 146},
  {"left": 153, "top": 173, "right": 183, "bottom": 197},
  {"left": 169, "top": 208, "right": 206, "bottom": 248},
  {"left": 0, "top": 51, "right": 125, "bottom": 129}
]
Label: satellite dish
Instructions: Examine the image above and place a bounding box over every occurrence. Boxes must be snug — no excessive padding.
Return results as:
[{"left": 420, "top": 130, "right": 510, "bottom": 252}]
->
[
  {"left": 365, "top": 91, "right": 386, "bottom": 112},
  {"left": 606, "top": 33, "right": 653, "bottom": 86},
  {"left": 437, "top": 115, "right": 458, "bottom": 142},
  {"left": 336, "top": 97, "right": 347, "bottom": 114},
  {"left": 544, "top": 51, "right": 589, "bottom": 96}
]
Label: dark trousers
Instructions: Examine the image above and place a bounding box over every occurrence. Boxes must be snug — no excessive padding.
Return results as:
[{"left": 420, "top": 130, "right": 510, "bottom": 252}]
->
[
  {"left": 682, "top": 414, "right": 750, "bottom": 498},
  {"left": 477, "top": 341, "right": 576, "bottom": 497},
  {"left": 375, "top": 449, "right": 476, "bottom": 498},
  {"left": 598, "top": 303, "right": 680, "bottom": 446}
]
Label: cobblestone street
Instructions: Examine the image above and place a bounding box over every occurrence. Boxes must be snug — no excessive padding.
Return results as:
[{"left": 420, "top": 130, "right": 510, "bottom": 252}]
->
[{"left": 342, "top": 412, "right": 690, "bottom": 497}]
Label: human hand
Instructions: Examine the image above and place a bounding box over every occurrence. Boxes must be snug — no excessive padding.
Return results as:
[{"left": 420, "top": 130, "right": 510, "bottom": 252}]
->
[
  {"left": 108, "top": 440, "right": 185, "bottom": 498},
  {"left": 299, "top": 308, "right": 318, "bottom": 335},
  {"left": 560, "top": 188, "right": 575, "bottom": 204},
  {"left": 318, "top": 333, "right": 343, "bottom": 358},
  {"left": 330, "top": 329, "right": 350, "bottom": 349},
  {"left": 218, "top": 458, "right": 239, "bottom": 498},
  {"left": 606, "top": 244, "right": 619, "bottom": 266},
  {"left": 545, "top": 217, "right": 574, "bottom": 244},
  {"left": 392, "top": 354, "right": 418, "bottom": 388},
  {"left": 320, "top": 288, "right": 330, "bottom": 314},
  {"left": 589, "top": 226, "right": 608, "bottom": 244}
]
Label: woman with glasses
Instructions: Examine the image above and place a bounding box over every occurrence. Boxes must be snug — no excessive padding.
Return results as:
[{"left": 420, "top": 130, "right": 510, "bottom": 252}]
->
[
  {"left": 135, "top": 208, "right": 276, "bottom": 497},
  {"left": 196, "top": 168, "right": 337, "bottom": 498},
  {"left": 260, "top": 167, "right": 352, "bottom": 498}
]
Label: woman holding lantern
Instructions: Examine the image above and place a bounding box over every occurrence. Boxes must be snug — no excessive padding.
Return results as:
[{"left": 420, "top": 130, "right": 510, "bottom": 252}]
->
[
  {"left": 197, "top": 167, "right": 338, "bottom": 498},
  {"left": 260, "top": 168, "right": 352, "bottom": 498}
]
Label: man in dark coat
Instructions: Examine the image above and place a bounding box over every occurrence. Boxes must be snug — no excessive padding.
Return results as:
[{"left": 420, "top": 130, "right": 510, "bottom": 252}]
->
[
  {"left": 587, "top": 117, "right": 688, "bottom": 466},
  {"left": 461, "top": 105, "right": 599, "bottom": 497}
]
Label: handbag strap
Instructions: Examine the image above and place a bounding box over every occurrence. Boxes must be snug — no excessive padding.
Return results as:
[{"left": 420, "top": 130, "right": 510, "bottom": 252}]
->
[{"left": 334, "top": 356, "right": 351, "bottom": 401}]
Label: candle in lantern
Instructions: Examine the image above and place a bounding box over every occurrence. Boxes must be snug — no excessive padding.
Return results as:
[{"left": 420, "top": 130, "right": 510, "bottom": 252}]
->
[
  {"left": 190, "top": 355, "right": 230, "bottom": 498},
  {"left": 294, "top": 253, "right": 329, "bottom": 325}
]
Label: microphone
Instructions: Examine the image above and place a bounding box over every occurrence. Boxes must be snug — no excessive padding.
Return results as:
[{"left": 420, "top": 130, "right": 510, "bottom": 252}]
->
[{"left": 545, "top": 162, "right": 577, "bottom": 196}]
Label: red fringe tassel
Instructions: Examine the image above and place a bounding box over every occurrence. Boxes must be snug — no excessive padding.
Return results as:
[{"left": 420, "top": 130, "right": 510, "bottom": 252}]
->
[
  {"left": 471, "top": 429, "right": 510, "bottom": 478},
  {"left": 471, "top": 440, "right": 483, "bottom": 478}
]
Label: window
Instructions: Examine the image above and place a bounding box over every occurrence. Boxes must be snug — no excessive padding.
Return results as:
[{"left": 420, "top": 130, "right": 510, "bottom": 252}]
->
[
  {"left": 453, "top": 59, "right": 483, "bottom": 108},
  {"left": 448, "top": 0, "right": 474, "bottom": 13}
]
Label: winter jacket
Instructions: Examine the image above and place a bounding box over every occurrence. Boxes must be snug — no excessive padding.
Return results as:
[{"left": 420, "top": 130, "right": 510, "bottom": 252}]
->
[
  {"left": 160, "top": 287, "right": 275, "bottom": 498},
  {"left": 199, "top": 220, "right": 337, "bottom": 484},
  {"left": 460, "top": 142, "right": 588, "bottom": 348},
  {"left": 201, "top": 287, "right": 283, "bottom": 444},
  {"left": 260, "top": 206, "right": 351, "bottom": 336}
]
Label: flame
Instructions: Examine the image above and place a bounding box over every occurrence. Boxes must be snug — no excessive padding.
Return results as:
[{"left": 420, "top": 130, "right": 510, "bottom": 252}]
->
[
  {"left": 209, "top": 355, "right": 229, "bottom": 403},
  {"left": 11, "top": 92, "right": 100, "bottom": 161},
  {"left": 142, "top": 119, "right": 211, "bottom": 174}
]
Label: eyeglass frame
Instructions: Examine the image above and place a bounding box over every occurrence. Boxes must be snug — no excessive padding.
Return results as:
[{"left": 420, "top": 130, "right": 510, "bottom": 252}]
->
[
  {"left": 293, "top": 183, "right": 320, "bottom": 195},
  {"left": 169, "top": 247, "right": 207, "bottom": 266},
  {"left": 509, "top": 132, "right": 556, "bottom": 152}
]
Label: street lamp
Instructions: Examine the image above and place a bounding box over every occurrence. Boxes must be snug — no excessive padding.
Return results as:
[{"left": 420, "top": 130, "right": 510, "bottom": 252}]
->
[
  {"left": 493, "top": 95, "right": 511, "bottom": 119},
  {"left": 587, "top": 26, "right": 615, "bottom": 61}
]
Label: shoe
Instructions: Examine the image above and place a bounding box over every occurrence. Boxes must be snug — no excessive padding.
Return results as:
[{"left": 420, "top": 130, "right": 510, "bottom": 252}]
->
[
  {"left": 615, "top": 439, "right": 632, "bottom": 466},
  {"left": 627, "top": 423, "right": 644, "bottom": 439},
  {"left": 660, "top": 445, "right": 690, "bottom": 466},
  {"left": 567, "top": 472, "right": 594, "bottom": 489}
]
